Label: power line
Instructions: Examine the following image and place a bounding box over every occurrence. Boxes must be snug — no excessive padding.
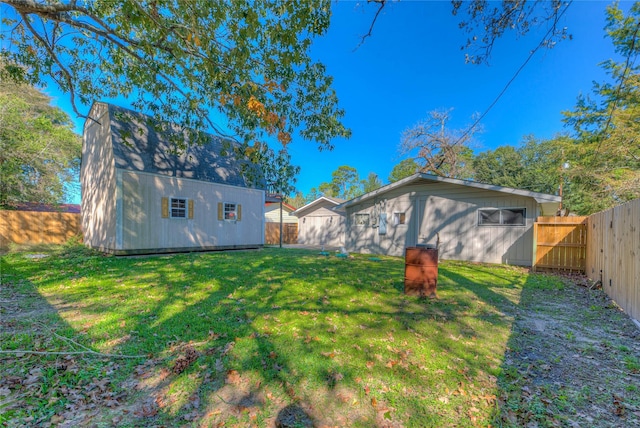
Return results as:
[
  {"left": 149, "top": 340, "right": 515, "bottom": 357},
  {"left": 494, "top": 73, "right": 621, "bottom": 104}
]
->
[{"left": 454, "top": 1, "right": 573, "bottom": 146}]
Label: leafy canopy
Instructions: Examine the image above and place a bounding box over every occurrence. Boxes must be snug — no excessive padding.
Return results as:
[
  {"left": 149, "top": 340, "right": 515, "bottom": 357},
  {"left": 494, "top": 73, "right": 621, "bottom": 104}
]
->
[
  {"left": 0, "top": 80, "right": 81, "bottom": 207},
  {"left": 0, "top": 0, "right": 351, "bottom": 150},
  {"left": 561, "top": 1, "right": 640, "bottom": 214},
  {"left": 388, "top": 158, "right": 419, "bottom": 183}
]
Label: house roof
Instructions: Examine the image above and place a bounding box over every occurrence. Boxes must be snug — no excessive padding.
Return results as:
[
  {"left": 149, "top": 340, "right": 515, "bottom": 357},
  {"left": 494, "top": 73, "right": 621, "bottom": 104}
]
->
[
  {"left": 6, "top": 203, "right": 81, "bottom": 213},
  {"left": 98, "top": 103, "right": 263, "bottom": 189},
  {"left": 265, "top": 201, "right": 297, "bottom": 212},
  {"left": 292, "top": 196, "right": 346, "bottom": 216},
  {"left": 336, "top": 173, "right": 561, "bottom": 209}
]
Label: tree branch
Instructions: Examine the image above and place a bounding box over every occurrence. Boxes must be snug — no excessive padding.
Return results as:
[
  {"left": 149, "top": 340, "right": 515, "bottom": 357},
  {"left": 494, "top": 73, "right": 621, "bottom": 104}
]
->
[
  {"left": 0, "top": 349, "right": 146, "bottom": 358},
  {"left": 354, "top": 0, "right": 386, "bottom": 51},
  {"left": 19, "top": 11, "right": 85, "bottom": 120}
]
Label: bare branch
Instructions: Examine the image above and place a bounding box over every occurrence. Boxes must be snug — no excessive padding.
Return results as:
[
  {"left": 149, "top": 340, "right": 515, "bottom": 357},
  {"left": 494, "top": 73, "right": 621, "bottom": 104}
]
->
[
  {"left": 19, "top": 11, "right": 85, "bottom": 120},
  {"left": 354, "top": 0, "right": 386, "bottom": 51}
]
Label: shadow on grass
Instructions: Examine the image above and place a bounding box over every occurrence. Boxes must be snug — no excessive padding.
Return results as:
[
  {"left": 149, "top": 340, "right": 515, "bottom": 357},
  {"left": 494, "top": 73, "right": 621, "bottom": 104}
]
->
[
  {"left": 0, "top": 247, "right": 135, "bottom": 425},
  {"left": 1, "top": 246, "right": 572, "bottom": 426}
]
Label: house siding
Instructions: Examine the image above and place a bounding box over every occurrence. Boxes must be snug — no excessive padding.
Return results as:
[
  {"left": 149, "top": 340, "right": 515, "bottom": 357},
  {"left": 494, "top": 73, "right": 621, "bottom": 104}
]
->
[
  {"left": 265, "top": 205, "right": 298, "bottom": 224},
  {"left": 80, "top": 103, "right": 118, "bottom": 252},
  {"left": 345, "top": 182, "right": 540, "bottom": 266},
  {"left": 120, "top": 171, "right": 264, "bottom": 252},
  {"left": 297, "top": 204, "right": 345, "bottom": 247}
]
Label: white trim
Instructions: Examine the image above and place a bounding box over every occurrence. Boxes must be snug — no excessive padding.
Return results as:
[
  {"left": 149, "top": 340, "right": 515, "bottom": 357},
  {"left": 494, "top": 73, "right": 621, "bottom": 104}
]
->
[
  {"left": 115, "top": 169, "right": 123, "bottom": 249},
  {"left": 223, "top": 202, "right": 238, "bottom": 221},
  {"left": 336, "top": 173, "right": 561, "bottom": 209},
  {"left": 477, "top": 207, "right": 527, "bottom": 227},
  {"left": 170, "top": 197, "right": 188, "bottom": 219},
  {"left": 292, "top": 196, "right": 345, "bottom": 216}
]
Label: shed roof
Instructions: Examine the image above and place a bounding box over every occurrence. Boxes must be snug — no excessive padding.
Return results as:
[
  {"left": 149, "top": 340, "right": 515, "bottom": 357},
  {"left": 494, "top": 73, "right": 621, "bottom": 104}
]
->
[
  {"left": 292, "top": 196, "right": 346, "bottom": 216},
  {"left": 336, "top": 173, "right": 561, "bottom": 208},
  {"left": 98, "top": 103, "right": 262, "bottom": 189}
]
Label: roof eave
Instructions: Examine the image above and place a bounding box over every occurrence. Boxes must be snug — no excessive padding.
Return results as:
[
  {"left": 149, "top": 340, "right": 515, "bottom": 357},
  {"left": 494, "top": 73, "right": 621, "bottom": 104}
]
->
[{"left": 336, "top": 173, "right": 561, "bottom": 209}]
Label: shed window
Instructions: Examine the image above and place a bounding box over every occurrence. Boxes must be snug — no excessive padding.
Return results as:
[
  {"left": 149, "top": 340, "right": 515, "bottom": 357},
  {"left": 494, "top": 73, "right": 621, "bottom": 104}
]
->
[
  {"left": 394, "top": 212, "right": 406, "bottom": 225},
  {"left": 478, "top": 208, "right": 525, "bottom": 226},
  {"left": 224, "top": 203, "right": 237, "bottom": 220},
  {"left": 355, "top": 213, "right": 370, "bottom": 226},
  {"left": 171, "top": 198, "right": 187, "bottom": 218}
]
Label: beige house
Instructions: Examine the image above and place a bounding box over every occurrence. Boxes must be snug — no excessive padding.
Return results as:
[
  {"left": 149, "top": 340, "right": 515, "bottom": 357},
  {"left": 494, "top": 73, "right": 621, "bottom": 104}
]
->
[
  {"left": 80, "top": 102, "right": 265, "bottom": 254},
  {"left": 293, "top": 196, "right": 346, "bottom": 247},
  {"left": 337, "top": 173, "right": 561, "bottom": 266},
  {"left": 265, "top": 201, "right": 298, "bottom": 224},
  {"left": 264, "top": 201, "right": 298, "bottom": 245}
]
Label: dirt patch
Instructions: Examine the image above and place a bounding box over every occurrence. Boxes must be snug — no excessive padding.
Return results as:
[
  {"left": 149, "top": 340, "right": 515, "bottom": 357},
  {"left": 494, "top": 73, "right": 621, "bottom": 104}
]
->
[{"left": 496, "top": 277, "right": 640, "bottom": 427}]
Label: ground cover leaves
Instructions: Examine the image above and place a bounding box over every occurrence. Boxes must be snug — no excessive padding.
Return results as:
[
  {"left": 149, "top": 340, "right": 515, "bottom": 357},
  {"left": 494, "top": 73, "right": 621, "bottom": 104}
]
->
[{"left": 1, "top": 246, "right": 638, "bottom": 426}]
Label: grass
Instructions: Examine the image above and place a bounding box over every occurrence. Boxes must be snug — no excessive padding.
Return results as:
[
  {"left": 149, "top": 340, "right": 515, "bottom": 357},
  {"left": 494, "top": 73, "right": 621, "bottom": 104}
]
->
[{"left": 0, "top": 243, "right": 637, "bottom": 427}]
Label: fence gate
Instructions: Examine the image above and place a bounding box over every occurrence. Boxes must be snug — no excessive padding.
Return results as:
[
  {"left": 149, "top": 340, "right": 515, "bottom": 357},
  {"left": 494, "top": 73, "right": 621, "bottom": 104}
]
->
[
  {"left": 265, "top": 223, "right": 298, "bottom": 245},
  {"left": 533, "top": 216, "right": 588, "bottom": 272}
]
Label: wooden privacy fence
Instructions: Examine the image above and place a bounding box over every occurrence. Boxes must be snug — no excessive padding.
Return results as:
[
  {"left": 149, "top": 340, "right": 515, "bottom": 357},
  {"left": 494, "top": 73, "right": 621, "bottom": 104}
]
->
[
  {"left": 585, "top": 199, "right": 640, "bottom": 321},
  {"left": 265, "top": 222, "right": 298, "bottom": 245},
  {"left": 533, "top": 216, "right": 588, "bottom": 272},
  {"left": 0, "top": 210, "right": 82, "bottom": 248}
]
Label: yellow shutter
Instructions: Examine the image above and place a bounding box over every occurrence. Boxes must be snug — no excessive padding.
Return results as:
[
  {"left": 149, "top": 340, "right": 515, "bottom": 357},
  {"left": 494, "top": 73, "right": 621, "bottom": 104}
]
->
[
  {"left": 237, "top": 204, "right": 242, "bottom": 221},
  {"left": 188, "top": 200, "right": 194, "bottom": 219},
  {"left": 161, "top": 197, "right": 169, "bottom": 218},
  {"left": 218, "top": 202, "right": 223, "bottom": 220}
]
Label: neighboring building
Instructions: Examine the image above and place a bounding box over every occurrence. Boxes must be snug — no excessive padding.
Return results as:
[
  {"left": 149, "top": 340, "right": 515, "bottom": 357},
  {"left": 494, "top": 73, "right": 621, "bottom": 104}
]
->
[
  {"left": 265, "top": 201, "right": 298, "bottom": 224},
  {"left": 336, "top": 173, "right": 561, "bottom": 266},
  {"left": 293, "top": 196, "right": 346, "bottom": 247},
  {"left": 264, "top": 200, "right": 298, "bottom": 244},
  {"left": 80, "top": 102, "right": 265, "bottom": 254}
]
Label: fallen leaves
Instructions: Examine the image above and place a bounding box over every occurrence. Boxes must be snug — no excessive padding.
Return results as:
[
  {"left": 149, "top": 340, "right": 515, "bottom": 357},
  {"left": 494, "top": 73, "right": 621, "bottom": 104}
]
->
[{"left": 172, "top": 345, "right": 199, "bottom": 374}]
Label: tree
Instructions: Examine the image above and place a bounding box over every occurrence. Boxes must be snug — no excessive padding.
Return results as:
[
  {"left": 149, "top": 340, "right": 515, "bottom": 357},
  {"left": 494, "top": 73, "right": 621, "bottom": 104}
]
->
[
  {"left": 472, "top": 136, "right": 565, "bottom": 194},
  {"left": 0, "top": 0, "right": 350, "bottom": 153},
  {"left": 1, "top": 0, "right": 574, "bottom": 155},
  {"left": 244, "top": 143, "right": 300, "bottom": 198},
  {"left": 452, "top": 0, "right": 571, "bottom": 65},
  {"left": 305, "top": 187, "right": 323, "bottom": 202},
  {"left": 0, "top": 80, "right": 81, "bottom": 207},
  {"left": 331, "top": 165, "right": 363, "bottom": 199},
  {"left": 361, "top": 172, "right": 383, "bottom": 193},
  {"left": 517, "top": 136, "right": 566, "bottom": 195},
  {"left": 561, "top": 2, "right": 640, "bottom": 214},
  {"left": 286, "top": 191, "right": 307, "bottom": 209},
  {"left": 472, "top": 145, "right": 523, "bottom": 188},
  {"left": 399, "top": 109, "right": 477, "bottom": 179},
  {"left": 388, "top": 158, "right": 419, "bottom": 183}
]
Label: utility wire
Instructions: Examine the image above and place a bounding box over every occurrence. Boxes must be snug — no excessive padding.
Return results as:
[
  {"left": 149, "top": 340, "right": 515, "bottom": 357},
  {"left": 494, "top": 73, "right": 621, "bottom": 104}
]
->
[{"left": 454, "top": 1, "right": 573, "bottom": 146}]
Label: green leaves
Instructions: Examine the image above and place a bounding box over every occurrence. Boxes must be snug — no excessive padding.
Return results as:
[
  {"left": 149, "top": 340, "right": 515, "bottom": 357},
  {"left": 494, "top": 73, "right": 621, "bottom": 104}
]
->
[
  {"left": 560, "top": 2, "right": 640, "bottom": 214},
  {"left": 1, "top": 0, "right": 349, "bottom": 150},
  {"left": 0, "top": 80, "right": 81, "bottom": 207}
]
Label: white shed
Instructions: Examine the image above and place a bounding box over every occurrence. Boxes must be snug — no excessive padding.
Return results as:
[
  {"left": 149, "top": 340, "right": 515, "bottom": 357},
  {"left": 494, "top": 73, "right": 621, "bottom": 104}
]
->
[
  {"left": 293, "top": 196, "right": 346, "bottom": 247},
  {"left": 81, "top": 102, "right": 265, "bottom": 254},
  {"left": 336, "top": 173, "right": 561, "bottom": 266}
]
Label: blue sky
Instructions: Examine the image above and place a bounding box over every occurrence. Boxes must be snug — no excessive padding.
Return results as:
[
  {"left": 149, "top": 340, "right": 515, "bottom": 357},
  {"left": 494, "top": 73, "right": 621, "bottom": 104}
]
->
[
  {"left": 41, "top": 1, "right": 627, "bottom": 202},
  {"left": 287, "top": 0, "right": 623, "bottom": 195}
]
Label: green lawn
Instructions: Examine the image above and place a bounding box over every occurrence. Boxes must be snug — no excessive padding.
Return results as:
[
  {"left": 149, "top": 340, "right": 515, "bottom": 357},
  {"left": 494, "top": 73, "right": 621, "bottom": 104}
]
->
[{"left": 1, "top": 244, "right": 565, "bottom": 426}]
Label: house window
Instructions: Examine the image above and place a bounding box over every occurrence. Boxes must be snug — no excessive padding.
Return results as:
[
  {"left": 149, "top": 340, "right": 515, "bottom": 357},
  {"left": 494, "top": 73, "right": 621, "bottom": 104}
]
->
[
  {"left": 355, "top": 213, "right": 370, "bottom": 226},
  {"left": 224, "top": 203, "right": 237, "bottom": 220},
  {"left": 478, "top": 208, "right": 526, "bottom": 226},
  {"left": 171, "top": 198, "right": 187, "bottom": 218},
  {"left": 394, "top": 212, "right": 406, "bottom": 225}
]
